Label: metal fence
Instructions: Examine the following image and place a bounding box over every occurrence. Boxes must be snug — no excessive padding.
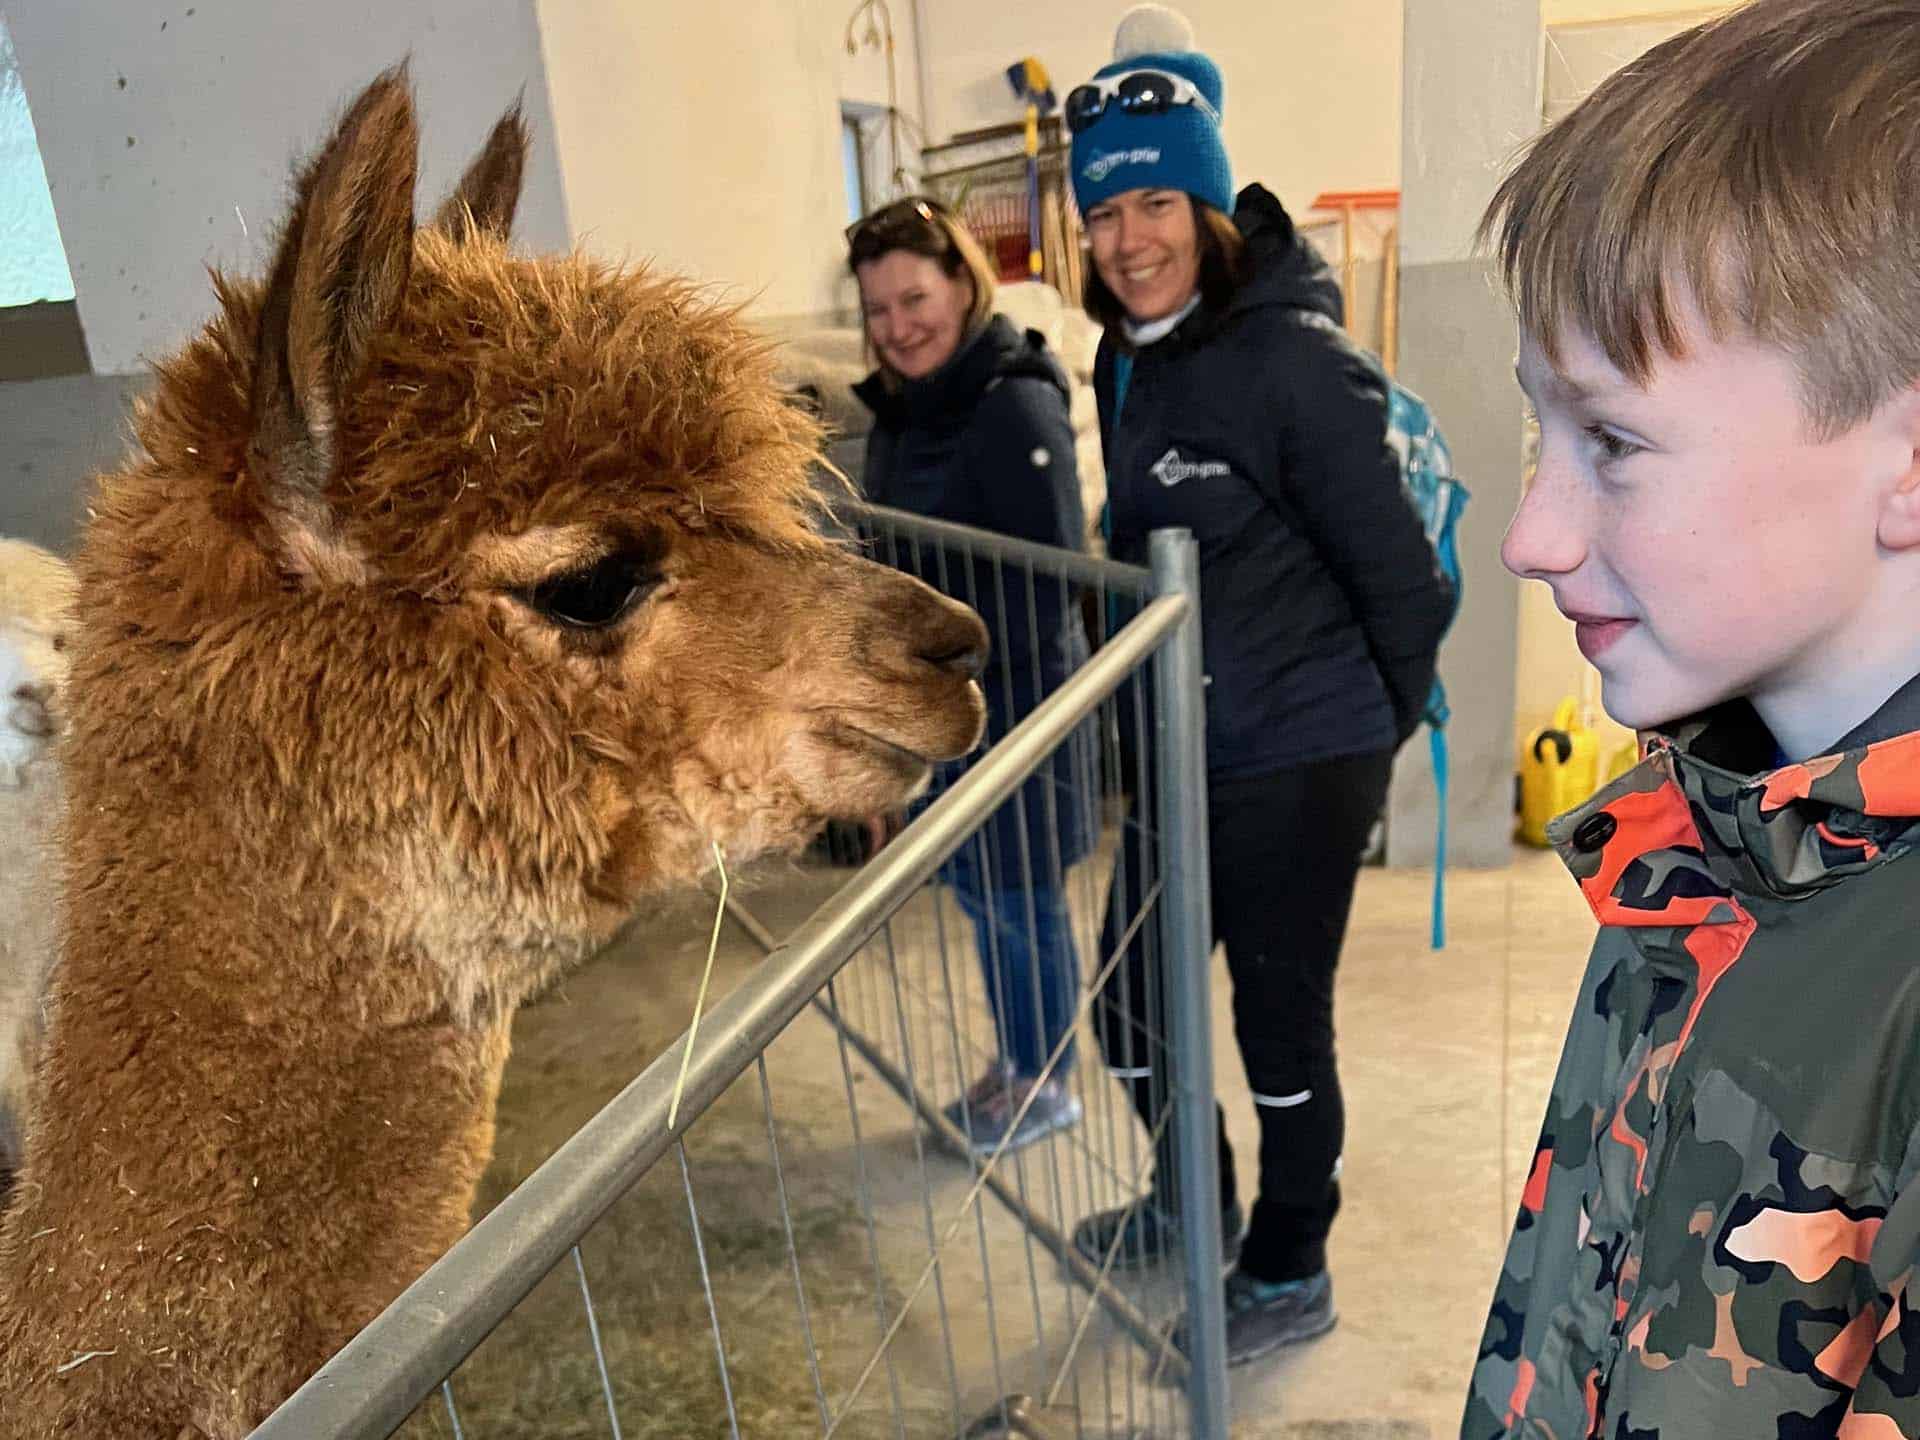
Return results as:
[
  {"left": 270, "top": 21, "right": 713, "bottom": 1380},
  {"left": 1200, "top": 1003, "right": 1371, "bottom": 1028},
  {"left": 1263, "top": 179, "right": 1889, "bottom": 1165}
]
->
[{"left": 252, "top": 505, "right": 1228, "bottom": 1440}]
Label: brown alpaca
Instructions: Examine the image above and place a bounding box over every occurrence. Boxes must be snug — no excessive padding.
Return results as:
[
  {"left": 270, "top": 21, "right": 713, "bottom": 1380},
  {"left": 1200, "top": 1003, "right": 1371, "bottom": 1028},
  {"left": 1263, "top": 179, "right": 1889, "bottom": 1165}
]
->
[{"left": 0, "top": 69, "right": 986, "bottom": 1438}]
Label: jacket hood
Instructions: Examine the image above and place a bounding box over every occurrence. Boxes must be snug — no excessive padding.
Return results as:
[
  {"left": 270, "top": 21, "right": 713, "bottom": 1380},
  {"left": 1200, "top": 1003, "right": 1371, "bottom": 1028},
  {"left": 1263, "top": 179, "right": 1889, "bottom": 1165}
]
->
[
  {"left": 1227, "top": 183, "right": 1344, "bottom": 325},
  {"left": 1553, "top": 672, "right": 1920, "bottom": 925}
]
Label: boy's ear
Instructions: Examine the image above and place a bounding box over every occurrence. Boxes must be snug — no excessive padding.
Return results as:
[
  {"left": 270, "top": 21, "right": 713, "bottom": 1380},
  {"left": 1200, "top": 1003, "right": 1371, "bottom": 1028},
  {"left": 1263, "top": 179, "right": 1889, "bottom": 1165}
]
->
[{"left": 1880, "top": 385, "right": 1920, "bottom": 552}]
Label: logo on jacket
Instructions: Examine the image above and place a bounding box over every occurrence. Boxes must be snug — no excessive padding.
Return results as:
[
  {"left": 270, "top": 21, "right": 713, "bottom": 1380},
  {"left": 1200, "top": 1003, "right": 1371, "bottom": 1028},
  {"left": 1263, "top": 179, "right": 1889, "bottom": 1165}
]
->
[
  {"left": 1081, "top": 147, "right": 1161, "bottom": 183},
  {"left": 1150, "top": 447, "right": 1231, "bottom": 487}
]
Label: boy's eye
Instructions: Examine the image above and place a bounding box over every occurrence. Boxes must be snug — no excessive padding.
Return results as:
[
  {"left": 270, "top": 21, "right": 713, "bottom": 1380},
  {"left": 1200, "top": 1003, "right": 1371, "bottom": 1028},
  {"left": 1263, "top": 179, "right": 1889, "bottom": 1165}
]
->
[{"left": 1584, "top": 423, "right": 1642, "bottom": 463}]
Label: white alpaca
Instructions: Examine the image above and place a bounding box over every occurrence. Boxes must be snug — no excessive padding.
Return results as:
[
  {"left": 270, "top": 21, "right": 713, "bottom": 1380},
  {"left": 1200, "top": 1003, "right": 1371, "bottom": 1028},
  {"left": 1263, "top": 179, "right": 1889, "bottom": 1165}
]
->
[{"left": 0, "top": 538, "right": 73, "bottom": 1189}]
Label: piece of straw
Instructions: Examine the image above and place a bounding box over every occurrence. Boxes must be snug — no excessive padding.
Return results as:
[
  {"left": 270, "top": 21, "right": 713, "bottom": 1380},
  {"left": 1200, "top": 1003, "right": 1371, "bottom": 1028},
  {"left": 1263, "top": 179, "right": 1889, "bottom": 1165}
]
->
[{"left": 668, "top": 841, "right": 729, "bottom": 1131}]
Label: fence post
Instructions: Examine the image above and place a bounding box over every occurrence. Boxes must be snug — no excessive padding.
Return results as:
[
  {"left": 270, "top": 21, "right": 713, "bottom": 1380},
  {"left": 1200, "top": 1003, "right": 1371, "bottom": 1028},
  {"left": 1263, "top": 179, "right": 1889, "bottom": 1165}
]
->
[{"left": 1149, "top": 528, "right": 1231, "bottom": 1435}]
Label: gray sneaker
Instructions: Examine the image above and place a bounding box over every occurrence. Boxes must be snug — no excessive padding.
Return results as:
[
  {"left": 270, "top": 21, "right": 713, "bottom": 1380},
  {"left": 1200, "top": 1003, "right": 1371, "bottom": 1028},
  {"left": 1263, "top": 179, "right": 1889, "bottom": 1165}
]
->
[
  {"left": 941, "top": 1062, "right": 1015, "bottom": 1143},
  {"left": 960, "top": 1075, "right": 1082, "bottom": 1158},
  {"left": 1168, "top": 1268, "right": 1336, "bottom": 1367},
  {"left": 1211, "top": 1269, "right": 1337, "bottom": 1366}
]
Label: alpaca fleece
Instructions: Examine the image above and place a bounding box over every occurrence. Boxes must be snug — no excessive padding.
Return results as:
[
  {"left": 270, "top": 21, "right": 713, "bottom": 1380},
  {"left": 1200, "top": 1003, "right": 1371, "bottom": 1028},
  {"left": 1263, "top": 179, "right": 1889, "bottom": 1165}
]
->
[{"left": 0, "top": 68, "right": 985, "bottom": 1438}]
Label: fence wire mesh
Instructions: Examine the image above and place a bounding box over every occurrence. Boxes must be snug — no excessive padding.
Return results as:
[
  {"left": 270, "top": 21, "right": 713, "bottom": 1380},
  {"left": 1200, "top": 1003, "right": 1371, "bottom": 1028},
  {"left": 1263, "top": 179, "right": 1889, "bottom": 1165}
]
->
[{"left": 253, "top": 504, "right": 1226, "bottom": 1440}]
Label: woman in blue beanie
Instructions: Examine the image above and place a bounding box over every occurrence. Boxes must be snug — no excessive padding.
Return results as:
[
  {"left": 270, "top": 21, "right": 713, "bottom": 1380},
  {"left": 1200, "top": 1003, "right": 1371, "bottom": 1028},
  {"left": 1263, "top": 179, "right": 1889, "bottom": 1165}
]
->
[
  {"left": 847, "top": 197, "right": 1093, "bottom": 1157},
  {"left": 1066, "top": 5, "right": 1453, "bottom": 1365}
]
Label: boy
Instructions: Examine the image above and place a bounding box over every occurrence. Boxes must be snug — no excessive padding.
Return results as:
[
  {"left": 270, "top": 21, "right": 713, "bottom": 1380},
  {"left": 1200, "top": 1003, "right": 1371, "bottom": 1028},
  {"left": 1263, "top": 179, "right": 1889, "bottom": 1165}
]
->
[{"left": 1465, "top": 1, "right": 1920, "bottom": 1435}]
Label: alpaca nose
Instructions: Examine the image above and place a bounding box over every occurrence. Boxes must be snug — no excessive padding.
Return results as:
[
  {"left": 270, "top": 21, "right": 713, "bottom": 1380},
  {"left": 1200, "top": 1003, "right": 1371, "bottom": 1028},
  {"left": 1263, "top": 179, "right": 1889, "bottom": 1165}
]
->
[
  {"left": 854, "top": 559, "right": 991, "bottom": 682},
  {"left": 920, "top": 629, "right": 989, "bottom": 680},
  {"left": 6, "top": 681, "right": 55, "bottom": 739},
  {"left": 908, "top": 592, "right": 990, "bottom": 681}
]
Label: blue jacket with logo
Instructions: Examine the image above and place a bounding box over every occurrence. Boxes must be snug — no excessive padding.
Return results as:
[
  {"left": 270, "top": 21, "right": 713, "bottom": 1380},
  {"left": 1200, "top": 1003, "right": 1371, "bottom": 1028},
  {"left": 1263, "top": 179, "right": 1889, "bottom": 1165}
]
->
[{"left": 1095, "top": 183, "right": 1453, "bottom": 778}]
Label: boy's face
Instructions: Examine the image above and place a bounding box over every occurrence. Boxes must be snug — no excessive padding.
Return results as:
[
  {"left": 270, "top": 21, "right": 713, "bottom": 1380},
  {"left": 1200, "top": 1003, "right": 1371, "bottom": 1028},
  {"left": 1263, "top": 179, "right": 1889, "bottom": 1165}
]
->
[{"left": 1506, "top": 306, "right": 1920, "bottom": 753}]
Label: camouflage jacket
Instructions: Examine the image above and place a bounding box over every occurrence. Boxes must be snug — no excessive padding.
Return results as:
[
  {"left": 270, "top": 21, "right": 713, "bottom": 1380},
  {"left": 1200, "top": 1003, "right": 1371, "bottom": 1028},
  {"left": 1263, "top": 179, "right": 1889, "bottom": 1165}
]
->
[{"left": 1465, "top": 679, "right": 1920, "bottom": 1438}]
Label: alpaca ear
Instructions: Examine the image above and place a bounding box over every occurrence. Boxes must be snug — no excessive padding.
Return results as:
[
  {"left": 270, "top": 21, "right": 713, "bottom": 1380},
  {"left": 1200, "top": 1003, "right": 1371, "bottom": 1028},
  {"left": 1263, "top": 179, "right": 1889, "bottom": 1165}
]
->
[
  {"left": 431, "top": 99, "right": 528, "bottom": 244},
  {"left": 248, "top": 64, "right": 418, "bottom": 580}
]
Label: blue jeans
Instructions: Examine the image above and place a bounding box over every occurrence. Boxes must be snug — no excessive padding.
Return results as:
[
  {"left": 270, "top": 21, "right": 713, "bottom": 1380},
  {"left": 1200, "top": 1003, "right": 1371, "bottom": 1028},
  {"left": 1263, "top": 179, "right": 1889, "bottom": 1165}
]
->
[{"left": 948, "top": 854, "right": 1080, "bottom": 1081}]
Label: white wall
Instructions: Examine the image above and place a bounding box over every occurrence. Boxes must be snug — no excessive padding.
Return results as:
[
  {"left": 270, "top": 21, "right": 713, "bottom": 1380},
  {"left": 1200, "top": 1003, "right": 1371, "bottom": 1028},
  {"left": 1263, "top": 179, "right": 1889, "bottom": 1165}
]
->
[
  {"left": 917, "top": 0, "right": 1401, "bottom": 234},
  {"left": 6, "top": 0, "right": 571, "bottom": 377},
  {"left": 1512, "top": 4, "right": 1719, "bottom": 756},
  {"left": 13, "top": 0, "right": 1398, "bottom": 349},
  {"left": 1542, "top": 6, "right": 1731, "bottom": 122},
  {"left": 535, "top": 0, "right": 924, "bottom": 327},
  {"left": 1387, "top": 0, "right": 1539, "bottom": 870},
  {"left": 841, "top": 0, "right": 927, "bottom": 199},
  {"left": 1541, "top": 0, "right": 1726, "bottom": 21}
]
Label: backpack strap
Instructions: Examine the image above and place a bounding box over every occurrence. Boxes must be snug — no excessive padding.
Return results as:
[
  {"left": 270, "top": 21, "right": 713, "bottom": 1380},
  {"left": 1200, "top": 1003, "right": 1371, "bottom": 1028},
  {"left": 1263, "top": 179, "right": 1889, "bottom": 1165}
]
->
[{"left": 1430, "top": 722, "right": 1449, "bottom": 950}]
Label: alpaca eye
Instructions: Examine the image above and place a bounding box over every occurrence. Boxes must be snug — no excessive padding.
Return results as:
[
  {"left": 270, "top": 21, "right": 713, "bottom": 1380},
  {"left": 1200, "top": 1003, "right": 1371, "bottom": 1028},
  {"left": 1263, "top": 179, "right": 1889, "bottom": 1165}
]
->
[{"left": 522, "top": 553, "right": 661, "bottom": 630}]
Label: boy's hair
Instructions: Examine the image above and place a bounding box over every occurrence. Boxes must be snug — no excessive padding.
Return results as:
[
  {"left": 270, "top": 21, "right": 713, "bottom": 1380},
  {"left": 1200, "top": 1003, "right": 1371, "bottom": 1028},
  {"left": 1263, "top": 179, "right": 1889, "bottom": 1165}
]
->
[
  {"left": 1081, "top": 196, "right": 1246, "bottom": 333},
  {"left": 1479, "top": 0, "right": 1920, "bottom": 437}
]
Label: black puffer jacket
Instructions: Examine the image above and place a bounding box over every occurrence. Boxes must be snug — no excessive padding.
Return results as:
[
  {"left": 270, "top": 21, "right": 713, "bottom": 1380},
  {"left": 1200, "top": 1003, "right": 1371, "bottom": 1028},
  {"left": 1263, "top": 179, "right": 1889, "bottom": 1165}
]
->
[
  {"left": 1095, "top": 183, "right": 1453, "bottom": 778},
  {"left": 855, "top": 315, "right": 1093, "bottom": 885}
]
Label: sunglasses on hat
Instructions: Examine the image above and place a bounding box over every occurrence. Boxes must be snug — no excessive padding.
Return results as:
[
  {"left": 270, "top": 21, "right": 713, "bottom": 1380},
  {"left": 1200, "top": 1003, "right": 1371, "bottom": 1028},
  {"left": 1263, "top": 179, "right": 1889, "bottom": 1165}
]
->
[{"left": 1064, "top": 69, "right": 1220, "bottom": 135}]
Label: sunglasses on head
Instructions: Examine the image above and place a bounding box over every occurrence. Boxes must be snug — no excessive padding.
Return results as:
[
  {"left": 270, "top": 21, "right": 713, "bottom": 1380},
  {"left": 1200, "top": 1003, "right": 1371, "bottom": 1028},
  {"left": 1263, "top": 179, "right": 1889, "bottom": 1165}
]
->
[
  {"left": 845, "top": 197, "right": 946, "bottom": 256},
  {"left": 1065, "top": 68, "right": 1220, "bottom": 135}
]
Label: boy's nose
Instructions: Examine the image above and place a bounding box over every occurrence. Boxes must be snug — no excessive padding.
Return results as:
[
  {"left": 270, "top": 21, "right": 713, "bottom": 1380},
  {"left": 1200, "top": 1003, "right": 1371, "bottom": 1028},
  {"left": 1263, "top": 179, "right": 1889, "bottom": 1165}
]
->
[{"left": 1500, "top": 466, "right": 1589, "bottom": 580}]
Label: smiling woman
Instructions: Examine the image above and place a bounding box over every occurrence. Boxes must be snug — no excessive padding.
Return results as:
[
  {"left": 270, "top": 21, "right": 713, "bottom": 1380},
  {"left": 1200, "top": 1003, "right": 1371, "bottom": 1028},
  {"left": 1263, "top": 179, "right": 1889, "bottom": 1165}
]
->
[
  {"left": 1062, "top": 3, "right": 1455, "bottom": 1370},
  {"left": 844, "top": 195, "right": 1095, "bottom": 1163},
  {"left": 845, "top": 195, "right": 995, "bottom": 382},
  {"left": 1079, "top": 186, "right": 1243, "bottom": 331}
]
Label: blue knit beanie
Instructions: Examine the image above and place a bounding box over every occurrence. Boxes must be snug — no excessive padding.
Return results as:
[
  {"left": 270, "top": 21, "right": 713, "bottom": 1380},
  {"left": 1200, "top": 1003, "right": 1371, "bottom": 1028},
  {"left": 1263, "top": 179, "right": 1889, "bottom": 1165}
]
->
[{"left": 1069, "top": 6, "right": 1232, "bottom": 216}]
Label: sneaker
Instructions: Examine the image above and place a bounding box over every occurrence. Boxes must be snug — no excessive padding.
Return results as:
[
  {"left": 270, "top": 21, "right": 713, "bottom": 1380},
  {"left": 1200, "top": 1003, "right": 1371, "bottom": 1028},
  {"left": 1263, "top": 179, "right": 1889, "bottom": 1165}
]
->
[
  {"left": 940, "top": 1062, "right": 1015, "bottom": 1141},
  {"left": 1182, "top": 1269, "right": 1336, "bottom": 1366},
  {"left": 960, "top": 1075, "right": 1083, "bottom": 1158},
  {"left": 1071, "top": 1194, "right": 1245, "bottom": 1273}
]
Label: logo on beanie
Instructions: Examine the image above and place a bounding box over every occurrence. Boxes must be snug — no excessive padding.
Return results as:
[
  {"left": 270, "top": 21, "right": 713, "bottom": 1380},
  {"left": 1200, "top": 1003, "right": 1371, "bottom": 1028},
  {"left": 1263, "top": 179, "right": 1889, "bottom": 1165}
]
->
[
  {"left": 1082, "top": 146, "right": 1162, "bottom": 184},
  {"left": 1151, "top": 447, "right": 1231, "bottom": 487}
]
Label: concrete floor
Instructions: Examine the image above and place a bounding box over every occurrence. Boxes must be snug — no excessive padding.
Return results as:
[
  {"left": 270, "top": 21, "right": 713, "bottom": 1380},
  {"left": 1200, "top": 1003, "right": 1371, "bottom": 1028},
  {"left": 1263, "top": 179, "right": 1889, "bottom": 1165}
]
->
[
  {"left": 1225, "top": 848, "right": 1591, "bottom": 1438},
  {"left": 517, "top": 843, "right": 1593, "bottom": 1440}
]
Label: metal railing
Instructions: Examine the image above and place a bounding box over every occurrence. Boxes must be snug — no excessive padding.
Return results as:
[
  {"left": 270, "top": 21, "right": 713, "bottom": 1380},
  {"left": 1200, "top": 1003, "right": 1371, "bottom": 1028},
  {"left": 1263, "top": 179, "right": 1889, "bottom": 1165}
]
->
[{"left": 252, "top": 507, "right": 1227, "bottom": 1439}]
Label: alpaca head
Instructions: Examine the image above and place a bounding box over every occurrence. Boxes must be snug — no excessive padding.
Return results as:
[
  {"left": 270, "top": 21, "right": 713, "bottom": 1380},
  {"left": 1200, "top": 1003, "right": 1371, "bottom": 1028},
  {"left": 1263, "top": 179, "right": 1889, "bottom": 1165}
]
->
[
  {"left": 68, "top": 68, "right": 987, "bottom": 1014},
  {"left": 0, "top": 539, "right": 75, "bottom": 787}
]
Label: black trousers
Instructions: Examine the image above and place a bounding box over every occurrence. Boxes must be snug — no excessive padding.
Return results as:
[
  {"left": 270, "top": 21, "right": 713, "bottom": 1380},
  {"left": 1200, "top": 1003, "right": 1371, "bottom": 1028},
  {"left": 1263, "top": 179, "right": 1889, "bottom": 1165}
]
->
[{"left": 1095, "top": 750, "right": 1395, "bottom": 1283}]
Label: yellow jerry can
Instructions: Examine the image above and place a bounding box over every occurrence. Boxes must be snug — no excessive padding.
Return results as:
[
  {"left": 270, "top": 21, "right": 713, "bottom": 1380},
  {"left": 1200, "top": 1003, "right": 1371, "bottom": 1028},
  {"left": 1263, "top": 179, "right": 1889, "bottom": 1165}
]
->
[
  {"left": 1519, "top": 697, "right": 1601, "bottom": 848},
  {"left": 1602, "top": 736, "right": 1642, "bottom": 787}
]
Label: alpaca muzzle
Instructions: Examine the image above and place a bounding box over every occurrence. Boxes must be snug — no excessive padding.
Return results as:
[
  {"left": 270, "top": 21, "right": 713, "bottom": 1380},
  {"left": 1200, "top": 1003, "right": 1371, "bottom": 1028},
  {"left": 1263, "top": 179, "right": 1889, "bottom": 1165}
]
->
[{"left": 854, "top": 566, "right": 990, "bottom": 763}]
